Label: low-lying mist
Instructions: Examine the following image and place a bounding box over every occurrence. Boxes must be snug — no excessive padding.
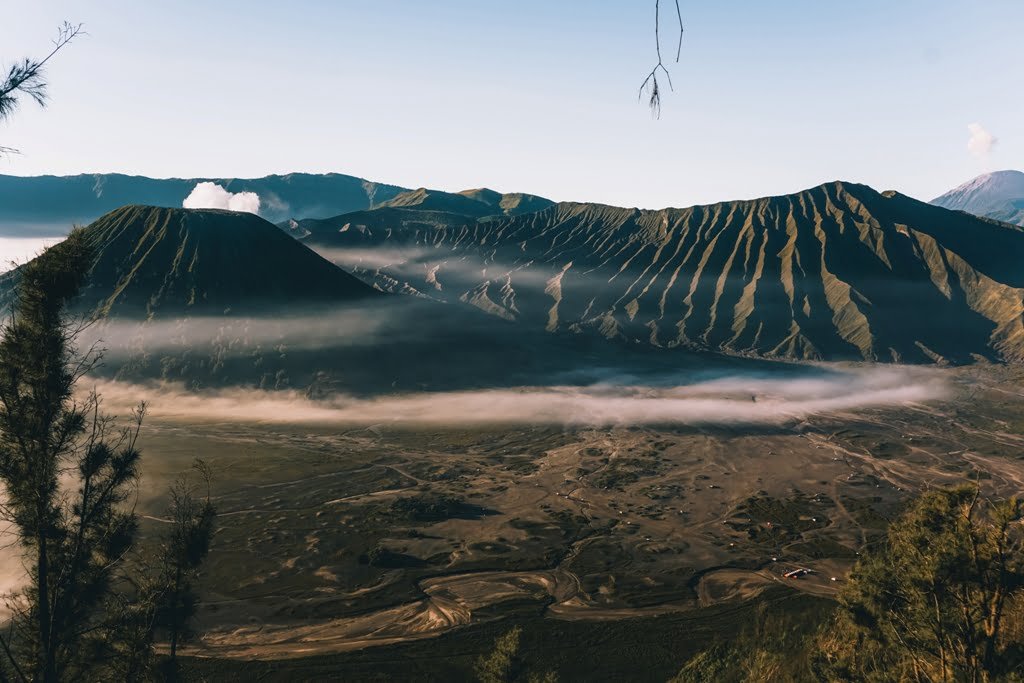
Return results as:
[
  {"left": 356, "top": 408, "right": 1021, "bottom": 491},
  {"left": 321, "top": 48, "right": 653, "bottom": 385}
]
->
[
  {"left": 90, "top": 365, "right": 949, "bottom": 428},
  {"left": 83, "top": 304, "right": 404, "bottom": 355}
]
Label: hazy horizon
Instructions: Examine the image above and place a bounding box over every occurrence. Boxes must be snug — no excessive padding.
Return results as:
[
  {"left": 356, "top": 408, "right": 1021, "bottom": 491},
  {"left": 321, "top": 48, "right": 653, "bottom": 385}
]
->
[{"left": 0, "top": 167, "right": 1021, "bottom": 208}]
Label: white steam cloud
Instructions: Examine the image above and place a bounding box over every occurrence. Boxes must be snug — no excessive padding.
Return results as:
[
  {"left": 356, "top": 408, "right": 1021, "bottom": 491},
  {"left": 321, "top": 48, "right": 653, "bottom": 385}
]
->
[
  {"left": 967, "top": 123, "right": 997, "bottom": 159},
  {"left": 91, "top": 366, "right": 948, "bottom": 428},
  {"left": 182, "top": 182, "right": 261, "bottom": 214}
]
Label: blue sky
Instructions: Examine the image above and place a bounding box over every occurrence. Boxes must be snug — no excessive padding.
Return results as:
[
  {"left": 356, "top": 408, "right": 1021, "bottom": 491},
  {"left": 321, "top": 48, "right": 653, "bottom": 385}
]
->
[{"left": 1, "top": 0, "right": 1021, "bottom": 208}]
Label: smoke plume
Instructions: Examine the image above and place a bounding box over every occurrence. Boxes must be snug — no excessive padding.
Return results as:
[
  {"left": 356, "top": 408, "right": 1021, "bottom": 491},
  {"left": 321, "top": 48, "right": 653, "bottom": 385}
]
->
[
  {"left": 967, "top": 123, "right": 997, "bottom": 160},
  {"left": 183, "top": 182, "right": 261, "bottom": 214}
]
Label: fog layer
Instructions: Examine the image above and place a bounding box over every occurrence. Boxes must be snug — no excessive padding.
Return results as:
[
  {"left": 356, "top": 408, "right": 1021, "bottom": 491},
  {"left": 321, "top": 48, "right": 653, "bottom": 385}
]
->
[{"left": 91, "top": 365, "right": 948, "bottom": 428}]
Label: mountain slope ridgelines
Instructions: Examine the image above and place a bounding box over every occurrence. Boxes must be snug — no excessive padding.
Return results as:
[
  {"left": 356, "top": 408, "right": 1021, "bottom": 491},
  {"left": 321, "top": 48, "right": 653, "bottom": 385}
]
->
[{"left": 297, "top": 181, "right": 1024, "bottom": 364}]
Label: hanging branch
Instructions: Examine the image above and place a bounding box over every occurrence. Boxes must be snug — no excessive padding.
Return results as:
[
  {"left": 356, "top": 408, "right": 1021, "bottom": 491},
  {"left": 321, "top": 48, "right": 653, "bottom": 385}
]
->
[
  {"left": 0, "top": 21, "right": 84, "bottom": 156},
  {"left": 638, "top": 0, "right": 684, "bottom": 118}
]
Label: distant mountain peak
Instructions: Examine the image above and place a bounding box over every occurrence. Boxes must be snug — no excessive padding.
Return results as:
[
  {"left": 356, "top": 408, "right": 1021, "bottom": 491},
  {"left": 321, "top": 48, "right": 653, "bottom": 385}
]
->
[
  {"left": 457, "top": 188, "right": 502, "bottom": 202},
  {"left": 932, "top": 170, "right": 1024, "bottom": 225}
]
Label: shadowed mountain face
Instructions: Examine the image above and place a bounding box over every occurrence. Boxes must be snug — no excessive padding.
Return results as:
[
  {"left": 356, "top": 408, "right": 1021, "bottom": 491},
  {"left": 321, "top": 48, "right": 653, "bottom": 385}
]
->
[
  {"left": 0, "top": 206, "right": 379, "bottom": 318},
  {"left": 297, "top": 181, "right": 1024, "bottom": 364},
  {"left": 0, "top": 172, "right": 409, "bottom": 235},
  {"left": 932, "top": 170, "right": 1024, "bottom": 226}
]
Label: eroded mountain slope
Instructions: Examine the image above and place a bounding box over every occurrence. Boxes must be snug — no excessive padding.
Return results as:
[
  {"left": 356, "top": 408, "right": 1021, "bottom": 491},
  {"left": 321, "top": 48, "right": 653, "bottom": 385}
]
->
[
  {"left": 299, "top": 181, "right": 1024, "bottom": 364},
  {"left": 0, "top": 205, "right": 379, "bottom": 319}
]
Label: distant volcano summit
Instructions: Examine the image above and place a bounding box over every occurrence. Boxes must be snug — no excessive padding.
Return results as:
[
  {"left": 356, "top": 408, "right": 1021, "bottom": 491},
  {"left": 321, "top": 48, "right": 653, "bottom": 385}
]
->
[
  {"left": 1, "top": 205, "right": 378, "bottom": 319},
  {"left": 932, "top": 170, "right": 1024, "bottom": 226}
]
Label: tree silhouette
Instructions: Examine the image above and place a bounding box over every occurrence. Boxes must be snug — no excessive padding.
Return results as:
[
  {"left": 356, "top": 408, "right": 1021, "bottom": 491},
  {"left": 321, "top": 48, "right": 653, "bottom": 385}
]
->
[{"left": 0, "top": 231, "right": 150, "bottom": 681}]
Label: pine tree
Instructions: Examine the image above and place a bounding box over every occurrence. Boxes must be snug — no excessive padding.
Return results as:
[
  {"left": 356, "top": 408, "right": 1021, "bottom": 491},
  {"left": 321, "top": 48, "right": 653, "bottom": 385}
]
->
[
  {"left": 0, "top": 231, "right": 151, "bottom": 681},
  {"left": 152, "top": 459, "right": 217, "bottom": 681},
  {"left": 815, "top": 486, "right": 1024, "bottom": 682}
]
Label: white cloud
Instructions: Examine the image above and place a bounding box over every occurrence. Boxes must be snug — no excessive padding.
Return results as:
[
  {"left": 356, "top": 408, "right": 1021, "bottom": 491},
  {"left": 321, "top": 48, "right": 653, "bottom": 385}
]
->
[
  {"left": 967, "top": 123, "right": 997, "bottom": 159},
  {"left": 182, "top": 182, "right": 261, "bottom": 214}
]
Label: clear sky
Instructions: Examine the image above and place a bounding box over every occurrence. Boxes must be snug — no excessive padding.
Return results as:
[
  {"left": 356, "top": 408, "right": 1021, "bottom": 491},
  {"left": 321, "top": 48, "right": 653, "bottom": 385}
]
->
[{"left": 1, "top": 0, "right": 1021, "bottom": 209}]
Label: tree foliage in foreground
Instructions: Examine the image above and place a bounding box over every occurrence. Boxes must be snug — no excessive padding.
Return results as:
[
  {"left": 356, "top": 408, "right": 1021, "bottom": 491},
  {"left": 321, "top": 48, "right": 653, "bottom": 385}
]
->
[
  {"left": 670, "top": 602, "right": 821, "bottom": 683},
  {"left": 673, "top": 486, "right": 1024, "bottom": 682},
  {"left": 151, "top": 460, "right": 217, "bottom": 680},
  {"left": 815, "top": 486, "right": 1024, "bottom": 682},
  {"left": 475, "top": 626, "right": 558, "bottom": 683},
  {"left": 0, "top": 229, "right": 144, "bottom": 681},
  {"left": 0, "top": 234, "right": 217, "bottom": 682}
]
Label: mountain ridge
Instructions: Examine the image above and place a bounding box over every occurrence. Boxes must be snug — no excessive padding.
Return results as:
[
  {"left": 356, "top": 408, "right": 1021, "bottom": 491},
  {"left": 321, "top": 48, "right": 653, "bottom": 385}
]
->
[
  {"left": 0, "top": 172, "right": 410, "bottom": 233},
  {"left": 296, "top": 180, "right": 1024, "bottom": 365},
  {"left": 5, "top": 178, "right": 1024, "bottom": 367},
  {"left": 2, "top": 204, "right": 754, "bottom": 394},
  {"left": 379, "top": 187, "right": 554, "bottom": 217}
]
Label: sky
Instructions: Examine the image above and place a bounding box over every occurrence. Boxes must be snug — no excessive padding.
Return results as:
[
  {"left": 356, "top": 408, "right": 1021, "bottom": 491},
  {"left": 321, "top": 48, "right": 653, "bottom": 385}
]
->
[{"left": 1, "top": 0, "right": 1021, "bottom": 209}]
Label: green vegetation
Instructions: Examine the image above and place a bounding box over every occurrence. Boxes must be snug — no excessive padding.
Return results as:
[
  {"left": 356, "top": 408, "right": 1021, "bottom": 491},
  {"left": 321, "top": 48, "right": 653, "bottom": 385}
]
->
[
  {"left": 151, "top": 460, "right": 217, "bottom": 679},
  {"left": 671, "top": 604, "right": 823, "bottom": 682},
  {"left": 0, "top": 234, "right": 216, "bottom": 681},
  {"left": 475, "top": 626, "right": 558, "bottom": 683},
  {"left": 678, "top": 486, "right": 1024, "bottom": 682},
  {"left": 0, "top": 231, "right": 147, "bottom": 680},
  {"left": 815, "top": 486, "right": 1024, "bottom": 682}
]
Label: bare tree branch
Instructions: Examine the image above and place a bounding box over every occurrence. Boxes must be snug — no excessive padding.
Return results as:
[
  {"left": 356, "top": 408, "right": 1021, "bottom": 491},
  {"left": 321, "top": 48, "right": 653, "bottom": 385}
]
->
[
  {"left": 673, "top": 0, "right": 684, "bottom": 62},
  {"left": 638, "top": 1, "right": 684, "bottom": 118}
]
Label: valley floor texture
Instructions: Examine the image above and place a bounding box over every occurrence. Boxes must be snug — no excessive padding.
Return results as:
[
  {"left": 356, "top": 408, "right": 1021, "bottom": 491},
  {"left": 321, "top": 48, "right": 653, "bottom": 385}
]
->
[{"left": 112, "top": 364, "right": 1024, "bottom": 680}]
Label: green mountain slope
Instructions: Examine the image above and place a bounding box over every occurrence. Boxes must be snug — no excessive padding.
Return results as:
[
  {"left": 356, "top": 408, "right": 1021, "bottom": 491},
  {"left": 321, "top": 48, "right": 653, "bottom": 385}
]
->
[{"left": 297, "top": 181, "right": 1024, "bottom": 364}]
